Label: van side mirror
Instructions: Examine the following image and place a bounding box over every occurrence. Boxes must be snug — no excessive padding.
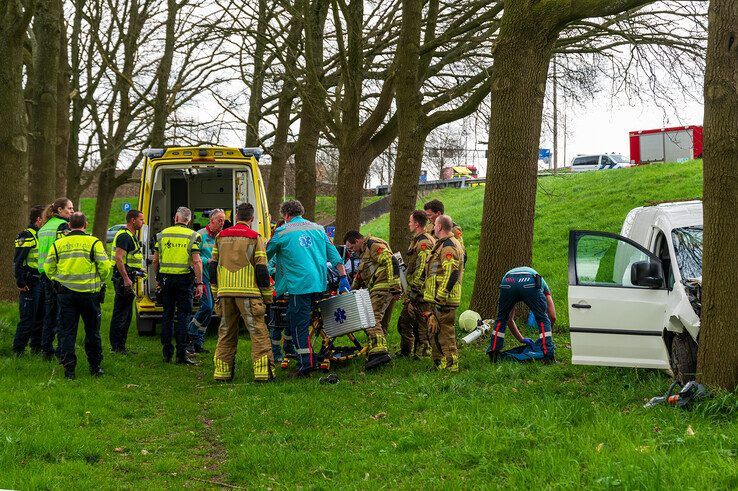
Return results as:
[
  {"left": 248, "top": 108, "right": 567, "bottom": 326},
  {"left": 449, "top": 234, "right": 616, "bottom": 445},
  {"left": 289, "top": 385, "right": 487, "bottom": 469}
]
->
[{"left": 631, "top": 261, "right": 664, "bottom": 288}]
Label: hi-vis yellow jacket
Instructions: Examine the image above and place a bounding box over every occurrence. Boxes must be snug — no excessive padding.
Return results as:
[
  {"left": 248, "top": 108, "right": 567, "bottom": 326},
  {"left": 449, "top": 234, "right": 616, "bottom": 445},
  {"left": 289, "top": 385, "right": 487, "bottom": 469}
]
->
[
  {"left": 211, "top": 222, "right": 272, "bottom": 302},
  {"left": 351, "top": 235, "right": 401, "bottom": 293},
  {"left": 406, "top": 232, "right": 435, "bottom": 294},
  {"left": 423, "top": 235, "right": 464, "bottom": 307},
  {"left": 44, "top": 231, "right": 112, "bottom": 293}
]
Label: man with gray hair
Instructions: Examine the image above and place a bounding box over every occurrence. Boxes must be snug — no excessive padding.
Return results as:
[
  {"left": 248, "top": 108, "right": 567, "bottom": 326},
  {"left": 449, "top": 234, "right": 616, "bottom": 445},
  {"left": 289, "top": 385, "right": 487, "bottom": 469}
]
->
[
  {"left": 152, "top": 206, "right": 203, "bottom": 365},
  {"left": 266, "top": 200, "right": 350, "bottom": 376},
  {"left": 187, "top": 208, "right": 225, "bottom": 354}
]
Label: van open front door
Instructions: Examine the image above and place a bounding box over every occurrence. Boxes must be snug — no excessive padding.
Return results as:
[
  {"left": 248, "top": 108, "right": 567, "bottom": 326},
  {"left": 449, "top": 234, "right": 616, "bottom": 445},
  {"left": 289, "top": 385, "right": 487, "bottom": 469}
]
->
[{"left": 567, "top": 230, "right": 670, "bottom": 369}]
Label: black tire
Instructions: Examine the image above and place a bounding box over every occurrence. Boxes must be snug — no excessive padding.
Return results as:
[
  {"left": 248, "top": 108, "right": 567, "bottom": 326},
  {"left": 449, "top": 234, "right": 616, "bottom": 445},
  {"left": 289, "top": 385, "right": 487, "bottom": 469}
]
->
[
  {"left": 136, "top": 311, "right": 157, "bottom": 336},
  {"left": 670, "top": 333, "right": 697, "bottom": 384}
]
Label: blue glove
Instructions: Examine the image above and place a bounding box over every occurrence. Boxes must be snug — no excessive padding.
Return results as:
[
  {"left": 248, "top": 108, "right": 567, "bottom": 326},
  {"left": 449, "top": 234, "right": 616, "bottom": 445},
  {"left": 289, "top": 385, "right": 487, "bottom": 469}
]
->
[
  {"left": 338, "top": 276, "right": 351, "bottom": 294},
  {"left": 522, "top": 337, "right": 535, "bottom": 348}
]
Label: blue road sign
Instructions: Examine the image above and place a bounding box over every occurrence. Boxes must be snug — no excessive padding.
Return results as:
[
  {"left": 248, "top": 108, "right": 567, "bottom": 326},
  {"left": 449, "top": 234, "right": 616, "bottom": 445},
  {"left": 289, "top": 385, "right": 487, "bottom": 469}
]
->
[
  {"left": 539, "top": 148, "right": 551, "bottom": 160},
  {"left": 122, "top": 202, "right": 132, "bottom": 212}
]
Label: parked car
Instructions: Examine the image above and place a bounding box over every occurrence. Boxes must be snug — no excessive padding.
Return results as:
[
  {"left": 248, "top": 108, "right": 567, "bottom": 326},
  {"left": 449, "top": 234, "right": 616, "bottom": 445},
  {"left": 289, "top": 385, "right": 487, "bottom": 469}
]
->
[
  {"left": 106, "top": 224, "right": 126, "bottom": 243},
  {"left": 567, "top": 200, "right": 702, "bottom": 383},
  {"left": 571, "top": 153, "right": 632, "bottom": 172}
]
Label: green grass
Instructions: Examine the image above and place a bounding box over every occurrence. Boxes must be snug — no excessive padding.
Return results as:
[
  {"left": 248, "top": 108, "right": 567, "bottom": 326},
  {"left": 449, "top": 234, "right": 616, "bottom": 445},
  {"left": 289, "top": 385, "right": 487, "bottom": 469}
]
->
[
  {"left": 2, "top": 160, "right": 737, "bottom": 489},
  {"left": 314, "top": 195, "right": 382, "bottom": 223}
]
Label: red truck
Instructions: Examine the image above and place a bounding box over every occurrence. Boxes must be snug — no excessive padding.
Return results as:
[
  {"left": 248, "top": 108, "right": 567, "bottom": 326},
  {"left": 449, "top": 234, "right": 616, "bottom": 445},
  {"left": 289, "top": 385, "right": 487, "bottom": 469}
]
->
[{"left": 629, "top": 125, "right": 703, "bottom": 165}]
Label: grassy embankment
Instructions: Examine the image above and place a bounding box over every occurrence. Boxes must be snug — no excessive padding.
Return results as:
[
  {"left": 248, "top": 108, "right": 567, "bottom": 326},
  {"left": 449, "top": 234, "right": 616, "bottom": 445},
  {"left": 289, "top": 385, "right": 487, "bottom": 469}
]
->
[{"left": 2, "top": 160, "right": 737, "bottom": 489}]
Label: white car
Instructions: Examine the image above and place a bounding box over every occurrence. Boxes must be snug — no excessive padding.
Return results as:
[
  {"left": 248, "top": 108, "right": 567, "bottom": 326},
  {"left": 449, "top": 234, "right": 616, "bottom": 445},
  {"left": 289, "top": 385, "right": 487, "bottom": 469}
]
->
[
  {"left": 567, "top": 201, "right": 702, "bottom": 383},
  {"left": 571, "top": 153, "right": 632, "bottom": 172}
]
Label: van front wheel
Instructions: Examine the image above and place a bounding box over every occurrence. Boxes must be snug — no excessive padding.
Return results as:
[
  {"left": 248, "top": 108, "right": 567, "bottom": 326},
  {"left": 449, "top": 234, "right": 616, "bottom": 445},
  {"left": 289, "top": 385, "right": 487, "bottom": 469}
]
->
[{"left": 670, "top": 333, "right": 697, "bottom": 384}]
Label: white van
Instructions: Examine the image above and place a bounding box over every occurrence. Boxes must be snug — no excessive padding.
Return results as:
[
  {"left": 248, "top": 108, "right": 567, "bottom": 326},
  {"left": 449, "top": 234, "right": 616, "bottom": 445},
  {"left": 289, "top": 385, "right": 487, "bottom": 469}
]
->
[
  {"left": 567, "top": 201, "right": 702, "bottom": 382},
  {"left": 571, "top": 154, "right": 632, "bottom": 172}
]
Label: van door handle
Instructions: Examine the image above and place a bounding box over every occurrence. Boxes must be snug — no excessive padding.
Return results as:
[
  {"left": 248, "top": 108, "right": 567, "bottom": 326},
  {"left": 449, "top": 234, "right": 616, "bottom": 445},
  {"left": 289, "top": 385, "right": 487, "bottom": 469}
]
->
[{"left": 572, "top": 303, "right": 591, "bottom": 309}]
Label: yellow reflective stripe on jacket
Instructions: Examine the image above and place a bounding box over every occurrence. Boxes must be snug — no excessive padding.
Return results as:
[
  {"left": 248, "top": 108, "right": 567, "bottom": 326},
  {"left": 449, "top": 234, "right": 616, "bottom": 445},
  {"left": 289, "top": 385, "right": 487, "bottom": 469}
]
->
[
  {"left": 113, "top": 228, "right": 143, "bottom": 269},
  {"left": 44, "top": 234, "right": 112, "bottom": 292},
  {"left": 15, "top": 228, "right": 39, "bottom": 269},
  {"left": 216, "top": 263, "right": 261, "bottom": 296},
  {"left": 157, "top": 226, "right": 198, "bottom": 274}
]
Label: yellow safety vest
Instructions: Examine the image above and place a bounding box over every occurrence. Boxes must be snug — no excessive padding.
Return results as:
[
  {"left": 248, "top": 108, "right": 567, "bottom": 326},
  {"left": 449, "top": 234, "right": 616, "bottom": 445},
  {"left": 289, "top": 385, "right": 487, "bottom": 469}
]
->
[
  {"left": 156, "top": 225, "right": 200, "bottom": 274},
  {"left": 113, "top": 228, "right": 143, "bottom": 270},
  {"left": 45, "top": 232, "right": 112, "bottom": 293},
  {"left": 15, "top": 228, "right": 39, "bottom": 269}
]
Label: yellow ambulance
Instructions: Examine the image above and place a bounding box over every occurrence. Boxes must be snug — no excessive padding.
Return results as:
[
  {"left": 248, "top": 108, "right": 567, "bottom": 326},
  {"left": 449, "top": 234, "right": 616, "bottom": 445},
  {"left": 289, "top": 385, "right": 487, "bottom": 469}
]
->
[{"left": 134, "top": 146, "right": 271, "bottom": 334}]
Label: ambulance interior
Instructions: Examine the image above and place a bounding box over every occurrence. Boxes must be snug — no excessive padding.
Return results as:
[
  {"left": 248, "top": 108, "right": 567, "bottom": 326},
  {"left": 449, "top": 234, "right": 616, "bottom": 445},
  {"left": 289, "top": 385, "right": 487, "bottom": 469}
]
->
[{"left": 143, "top": 165, "right": 257, "bottom": 294}]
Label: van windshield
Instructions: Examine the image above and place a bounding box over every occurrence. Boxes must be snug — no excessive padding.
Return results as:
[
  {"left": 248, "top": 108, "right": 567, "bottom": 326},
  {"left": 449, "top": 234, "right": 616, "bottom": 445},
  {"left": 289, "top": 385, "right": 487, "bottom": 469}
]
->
[
  {"left": 610, "top": 154, "right": 629, "bottom": 163},
  {"left": 672, "top": 226, "right": 702, "bottom": 280}
]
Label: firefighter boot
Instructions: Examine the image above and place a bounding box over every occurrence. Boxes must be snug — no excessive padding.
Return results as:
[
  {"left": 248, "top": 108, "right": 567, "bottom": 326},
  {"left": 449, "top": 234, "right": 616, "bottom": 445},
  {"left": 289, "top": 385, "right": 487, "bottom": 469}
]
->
[
  {"left": 253, "top": 354, "right": 275, "bottom": 383},
  {"left": 365, "top": 332, "right": 391, "bottom": 371}
]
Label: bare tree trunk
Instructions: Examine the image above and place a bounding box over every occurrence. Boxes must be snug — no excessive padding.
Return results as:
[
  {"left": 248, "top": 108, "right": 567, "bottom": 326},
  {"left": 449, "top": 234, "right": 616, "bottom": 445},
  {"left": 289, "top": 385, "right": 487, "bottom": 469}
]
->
[
  {"left": 697, "top": 0, "right": 738, "bottom": 391},
  {"left": 55, "top": 11, "right": 70, "bottom": 196},
  {"left": 293, "top": 0, "right": 329, "bottom": 220},
  {"left": 28, "top": 0, "right": 62, "bottom": 205},
  {"left": 0, "top": 2, "right": 35, "bottom": 300},
  {"left": 265, "top": 7, "right": 301, "bottom": 217},
  {"left": 470, "top": 6, "right": 556, "bottom": 317},
  {"left": 150, "top": 0, "right": 178, "bottom": 148},
  {"left": 66, "top": 0, "right": 84, "bottom": 204},
  {"left": 390, "top": 0, "right": 425, "bottom": 255},
  {"left": 334, "top": 150, "right": 371, "bottom": 240},
  {"left": 293, "top": 109, "right": 320, "bottom": 220},
  {"left": 266, "top": 93, "right": 294, "bottom": 216},
  {"left": 92, "top": 163, "right": 117, "bottom": 240},
  {"left": 245, "top": 0, "right": 269, "bottom": 147}
]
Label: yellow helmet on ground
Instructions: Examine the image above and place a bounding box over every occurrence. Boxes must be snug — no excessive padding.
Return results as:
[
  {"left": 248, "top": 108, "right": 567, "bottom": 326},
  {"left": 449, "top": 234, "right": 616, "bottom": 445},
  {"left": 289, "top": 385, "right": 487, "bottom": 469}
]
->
[{"left": 459, "top": 310, "right": 481, "bottom": 332}]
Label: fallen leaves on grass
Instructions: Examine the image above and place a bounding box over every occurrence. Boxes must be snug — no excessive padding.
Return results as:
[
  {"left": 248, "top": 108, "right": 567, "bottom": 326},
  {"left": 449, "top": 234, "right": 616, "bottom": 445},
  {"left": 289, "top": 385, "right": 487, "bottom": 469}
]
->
[
  {"left": 653, "top": 425, "right": 661, "bottom": 433},
  {"left": 114, "top": 447, "right": 125, "bottom": 453},
  {"left": 637, "top": 446, "right": 651, "bottom": 453},
  {"left": 203, "top": 418, "right": 213, "bottom": 428},
  {"left": 141, "top": 449, "right": 150, "bottom": 455},
  {"left": 596, "top": 443, "right": 604, "bottom": 453},
  {"left": 371, "top": 412, "right": 387, "bottom": 420},
  {"left": 687, "top": 425, "right": 695, "bottom": 436},
  {"left": 125, "top": 384, "right": 139, "bottom": 389}
]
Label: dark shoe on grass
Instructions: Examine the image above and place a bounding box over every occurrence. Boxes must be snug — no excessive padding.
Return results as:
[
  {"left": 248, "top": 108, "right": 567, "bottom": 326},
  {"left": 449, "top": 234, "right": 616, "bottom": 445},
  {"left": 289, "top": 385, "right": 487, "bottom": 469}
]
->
[
  {"left": 365, "top": 353, "right": 391, "bottom": 371},
  {"left": 90, "top": 367, "right": 104, "bottom": 377}
]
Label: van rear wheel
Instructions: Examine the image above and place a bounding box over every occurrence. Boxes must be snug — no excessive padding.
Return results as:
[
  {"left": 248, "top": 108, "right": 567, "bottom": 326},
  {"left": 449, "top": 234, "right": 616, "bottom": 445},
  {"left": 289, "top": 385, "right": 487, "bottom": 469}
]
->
[
  {"left": 136, "top": 311, "right": 156, "bottom": 336},
  {"left": 670, "top": 333, "right": 697, "bottom": 384}
]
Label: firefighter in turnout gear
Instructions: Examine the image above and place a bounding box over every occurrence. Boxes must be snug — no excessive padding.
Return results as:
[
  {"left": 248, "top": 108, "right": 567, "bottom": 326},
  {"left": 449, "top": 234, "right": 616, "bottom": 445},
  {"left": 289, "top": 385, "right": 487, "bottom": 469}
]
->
[
  {"left": 211, "top": 202, "right": 275, "bottom": 382},
  {"left": 109, "top": 209, "right": 145, "bottom": 354},
  {"left": 345, "top": 231, "right": 402, "bottom": 370},
  {"left": 152, "top": 207, "right": 204, "bottom": 365},
  {"left": 423, "top": 199, "right": 465, "bottom": 252},
  {"left": 36, "top": 197, "right": 74, "bottom": 360},
  {"left": 422, "top": 215, "right": 464, "bottom": 372},
  {"left": 43, "top": 212, "right": 112, "bottom": 379},
  {"left": 12, "top": 205, "right": 46, "bottom": 355},
  {"left": 396, "top": 210, "right": 435, "bottom": 358}
]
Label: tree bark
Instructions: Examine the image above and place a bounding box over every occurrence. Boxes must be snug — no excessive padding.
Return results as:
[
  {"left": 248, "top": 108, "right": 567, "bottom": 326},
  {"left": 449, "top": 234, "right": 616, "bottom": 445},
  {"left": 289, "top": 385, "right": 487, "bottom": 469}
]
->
[
  {"left": 92, "top": 163, "right": 117, "bottom": 240},
  {"left": 150, "top": 0, "right": 178, "bottom": 148},
  {"left": 55, "top": 11, "right": 70, "bottom": 196},
  {"left": 66, "top": 0, "right": 84, "bottom": 204},
  {"left": 293, "top": 108, "right": 320, "bottom": 220},
  {"left": 245, "top": 0, "right": 269, "bottom": 147},
  {"left": 0, "top": 2, "right": 35, "bottom": 301},
  {"left": 390, "top": 0, "right": 425, "bottom": 256},
  {"left": 334, "top": 149, "right": 372, "bottom": 240},
  {"left": 293, "top": 0, "right": 329, "bottom": 220},
  {"left": 470, "top": 5, "right": 557, "bottom": 317},
  {"left": 266, "top": 7, "right": 301, "bottom": 217},
  {"left": 28, "top": 0, "right": 62, "bottom": 205},
  {"left": 696, "top": 0, "right": 738, "bottom": 391}
]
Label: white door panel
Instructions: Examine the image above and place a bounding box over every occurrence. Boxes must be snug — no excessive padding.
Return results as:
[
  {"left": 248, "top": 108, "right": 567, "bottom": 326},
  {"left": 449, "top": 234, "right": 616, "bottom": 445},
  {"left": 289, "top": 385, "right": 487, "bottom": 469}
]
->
[
  {"left": 568, "top": 231, "right": 670, "bottom": 368},
  {"left": 569, "top": 284, "right": 669, "bottom": 368}
]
